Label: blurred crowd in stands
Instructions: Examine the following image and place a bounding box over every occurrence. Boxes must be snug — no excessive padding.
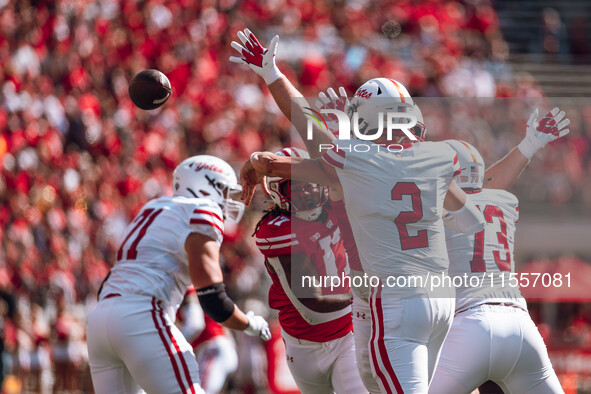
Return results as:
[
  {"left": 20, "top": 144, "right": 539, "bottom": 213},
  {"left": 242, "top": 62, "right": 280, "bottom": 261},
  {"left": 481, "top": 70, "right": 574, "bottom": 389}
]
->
[{"left": 0, "top": 0, "right": 590, "bottom": 392}]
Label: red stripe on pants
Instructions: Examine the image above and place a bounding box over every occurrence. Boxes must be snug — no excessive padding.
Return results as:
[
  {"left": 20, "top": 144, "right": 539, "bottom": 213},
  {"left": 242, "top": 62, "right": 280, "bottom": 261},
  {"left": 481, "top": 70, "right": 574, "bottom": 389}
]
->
[
  {"left": 156, "top": 301, "right": 197, "bottom": 394},
  {"left": 369, "top": 286, "right": 393, "bottom": 393},
  {"left": 375, "top": 288, "right": 404, "bottom": 393},
  {"left": 151, "top": 298, "right": 187, "bottom": 393}
]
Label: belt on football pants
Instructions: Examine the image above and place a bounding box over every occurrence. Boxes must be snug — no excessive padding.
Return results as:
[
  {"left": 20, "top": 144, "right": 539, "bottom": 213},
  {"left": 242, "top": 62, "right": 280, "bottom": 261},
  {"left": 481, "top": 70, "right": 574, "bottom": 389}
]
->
[
  {"left": 103, "top": 293, "right": 122, "bottom": 300},
  {"left": 455, "top": 301, "right": 526, "bottom": 316}
]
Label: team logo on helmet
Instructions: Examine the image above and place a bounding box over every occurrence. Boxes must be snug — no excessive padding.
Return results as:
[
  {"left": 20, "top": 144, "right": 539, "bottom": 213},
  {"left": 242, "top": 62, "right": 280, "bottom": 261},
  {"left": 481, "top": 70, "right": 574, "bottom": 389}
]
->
[
  {"left": 305, "top": 78, "right": 426, "bottom": 143},
  {"left": 173, "top": 155, "right": 245, "bottom": 224}
]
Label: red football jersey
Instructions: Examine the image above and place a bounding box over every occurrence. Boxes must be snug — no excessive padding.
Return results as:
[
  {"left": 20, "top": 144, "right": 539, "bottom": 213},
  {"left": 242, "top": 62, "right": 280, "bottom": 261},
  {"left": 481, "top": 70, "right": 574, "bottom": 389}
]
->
[
  {"left": 190, "top": 314, "right": 225, "bottom": 349},
  {"left": 255, "top": 202, "right": 353, "bottom": 342},
  {"left": 329, "top": 201, "right": 362, "bottom": 272}
]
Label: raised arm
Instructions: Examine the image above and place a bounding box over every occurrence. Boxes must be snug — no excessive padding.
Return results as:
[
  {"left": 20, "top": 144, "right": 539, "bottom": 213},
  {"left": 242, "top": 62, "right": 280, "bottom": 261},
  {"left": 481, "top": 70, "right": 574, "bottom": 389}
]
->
[
  {"left": 443, "top": 181, "right": 485, "bottom": 234},
  {"left": 483, "top": 147, "right": 529, "bottom": 190},
  {"left": 269, "top": 76, "right": 335, "bottom": 155},
  {"left": 229, "top": 29, "right": 334, "bottom": 157},
  {"left": 239, "top": 152, "right": 339, "bottom": 205},
  {"left": 484, "top": 107, "right": 570, "bottom": 189}
]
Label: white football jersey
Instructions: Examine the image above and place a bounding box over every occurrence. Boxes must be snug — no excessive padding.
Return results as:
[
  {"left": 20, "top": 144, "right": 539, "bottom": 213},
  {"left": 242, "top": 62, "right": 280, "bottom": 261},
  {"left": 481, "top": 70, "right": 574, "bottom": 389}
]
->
[
  {"left": 99, "top": 196, "right": 224, "bottom": 318},
  {"left": 445, "top": 189, "right": 526, "bottom": 312},
  {"left": 323, "top": 140, "right": 460, "bottom": 278}
]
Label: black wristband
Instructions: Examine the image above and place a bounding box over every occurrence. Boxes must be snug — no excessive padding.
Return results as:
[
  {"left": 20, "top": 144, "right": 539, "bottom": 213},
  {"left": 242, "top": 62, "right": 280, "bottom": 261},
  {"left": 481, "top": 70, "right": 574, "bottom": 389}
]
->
[{"left": 196, "top": 283, "right": 235, "bottom": 323}]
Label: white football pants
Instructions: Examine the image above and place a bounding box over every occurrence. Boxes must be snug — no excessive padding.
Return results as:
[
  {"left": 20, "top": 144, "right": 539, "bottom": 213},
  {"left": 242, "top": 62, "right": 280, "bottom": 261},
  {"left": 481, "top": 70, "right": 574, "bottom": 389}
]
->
[
  {"left": 87, "top": 295, "right": 205, "bottom": 394},
  {"left": 352, "top": 295, "right": 381, "bottom": 393},
  {"left": 368, "top": 284, "right": 455, "bottom": 394},
  {"left": 281, "top": 329, "right": 366, "bottom": 393},
  {"left": 194, "top": 336, "right": 238, "bottom": 394},
  {"left": 430, "top": 304, "right": 563, "bottom": 394}
]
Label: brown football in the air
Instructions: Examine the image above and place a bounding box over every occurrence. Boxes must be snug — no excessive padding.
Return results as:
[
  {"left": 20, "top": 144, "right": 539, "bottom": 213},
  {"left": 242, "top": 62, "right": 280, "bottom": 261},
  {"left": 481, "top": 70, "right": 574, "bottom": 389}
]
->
[{"left": 128, "top": 69, "right": 172, "bottom": 110}]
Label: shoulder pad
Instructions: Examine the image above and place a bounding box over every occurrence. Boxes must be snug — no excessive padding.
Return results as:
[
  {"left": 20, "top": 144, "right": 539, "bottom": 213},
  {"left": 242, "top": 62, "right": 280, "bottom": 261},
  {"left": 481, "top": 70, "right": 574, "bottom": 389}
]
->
[
  {"left": 187, "top": 198, "right": 225, "bottom": 240},
  {"left": 255, "top": 214, "right": 299, "bottom": 254}
]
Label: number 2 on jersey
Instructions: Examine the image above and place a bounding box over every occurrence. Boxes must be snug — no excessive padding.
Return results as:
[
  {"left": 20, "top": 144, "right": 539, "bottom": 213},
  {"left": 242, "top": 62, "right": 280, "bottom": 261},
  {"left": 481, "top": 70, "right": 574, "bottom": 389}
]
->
[
  {"left": 117, "top": 208, "right": 163, "bottom": 260},
  {"left": 391, "top": 182, "right": 428, "bottom": 250},
  {"left": 470, "top": 205, "right": 511, "bottom": 272}
]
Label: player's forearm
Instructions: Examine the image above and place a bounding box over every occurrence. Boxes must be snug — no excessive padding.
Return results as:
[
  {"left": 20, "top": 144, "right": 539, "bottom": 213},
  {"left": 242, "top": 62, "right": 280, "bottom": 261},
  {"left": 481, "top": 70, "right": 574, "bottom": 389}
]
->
[
  {"left": 293, "top": 265, "right": 351, "bottom": 312},
  {"left": 484, "top": 147, "right": 529, "bottom": 190},
  {"left": 267, "top": 76, "right": 334, "bottom": 157},
  {"left": 251, "top": 151, "right": 292, "bottom": 178},
  {"left": 298, "top": 295, "right": 352, "bottom": 313},
  {"left": 443, "top": 181, "right": 467, "bottom": 211},
  {"left": 250, "top": 152, "right": 339, "bottom": 188},
  {"left": 219, "top": 307, "right": 249, "bottom": 331},
  {"left": 220, "top": 307, "right": 271, "bottom": 341},
  {"left": 194, "top": 285, "right": 250, "bottom": 331},
  {"left": 443, "top": 197, "right": 485, "bottom": 234},
  {"left": 267, "top": 75, "right": 303, "bottom": 122}
]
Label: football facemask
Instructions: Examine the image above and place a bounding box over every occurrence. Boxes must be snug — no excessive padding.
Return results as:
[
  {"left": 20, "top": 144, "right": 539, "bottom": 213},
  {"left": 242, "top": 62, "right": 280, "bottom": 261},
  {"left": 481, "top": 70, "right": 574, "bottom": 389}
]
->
[
  {"left": 268, "top": 179, "right": 329, "bottom": 221},
  {"left": 224, "top": 187, "right": 245, "bottom": 224}
]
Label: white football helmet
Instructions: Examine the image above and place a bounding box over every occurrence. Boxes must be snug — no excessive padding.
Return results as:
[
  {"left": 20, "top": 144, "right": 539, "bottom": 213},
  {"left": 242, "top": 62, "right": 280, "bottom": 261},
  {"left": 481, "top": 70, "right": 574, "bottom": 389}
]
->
[
  {"left": 172, "top": 155, "right": 245, "bottom": 224},
  {"left": 443, "top": 140, "right": 485, "bottom": 190},
  {"left": 348, "top": 78, "right": 426, "bottom": 141},
  {"left": 266, "top": 147, "right": 329, "bottom": 221}
]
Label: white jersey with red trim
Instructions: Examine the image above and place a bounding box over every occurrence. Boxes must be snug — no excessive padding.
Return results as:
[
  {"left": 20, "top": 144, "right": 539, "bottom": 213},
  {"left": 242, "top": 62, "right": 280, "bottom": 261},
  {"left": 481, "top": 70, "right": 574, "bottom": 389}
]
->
[
  {"left": 445, "top": 189, "right": 526, "bottom": 313},
  {"left": 255, "top": 202, "right": 352, "bottom": 342},
  {"left": 100, "top": 196, "right": 224, "bottom": 318},
  {"left": 323, "top": 140, "right": 460, "bottom": 278}
]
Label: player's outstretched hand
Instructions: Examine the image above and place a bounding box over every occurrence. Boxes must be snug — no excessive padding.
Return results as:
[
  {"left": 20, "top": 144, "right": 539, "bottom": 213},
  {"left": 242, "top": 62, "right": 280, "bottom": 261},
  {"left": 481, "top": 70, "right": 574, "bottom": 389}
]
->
[
  {"left": 240, "top": 156, "right": 269, "bottom": 205},
  {"left": 315, "top": 87, "right": 350, "bottom": 134},
  {"left": 244, "top": 311, "right": 272, "bottom": 341},
  {"left": 518, "top": 107, "right": 570, "bottom": 159},
  {"left": 316, "top": 87, "right": 350, "bottom": 113},
  {"left": 229, "top": 28, "right": 282, "bottom": 85}
]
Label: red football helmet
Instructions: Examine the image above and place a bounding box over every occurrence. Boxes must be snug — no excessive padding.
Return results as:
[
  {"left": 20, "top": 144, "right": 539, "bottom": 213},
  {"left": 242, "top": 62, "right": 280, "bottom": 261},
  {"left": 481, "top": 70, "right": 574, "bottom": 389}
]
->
[{"left": 266, "top": 147, "right": 329, "bottom": 221}]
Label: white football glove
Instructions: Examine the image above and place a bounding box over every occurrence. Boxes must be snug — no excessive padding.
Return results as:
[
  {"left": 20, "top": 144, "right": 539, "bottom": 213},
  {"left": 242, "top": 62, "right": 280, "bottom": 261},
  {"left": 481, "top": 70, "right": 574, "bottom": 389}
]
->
[
  {"left": 517, "top": 107, "right": 570, "bottom": 159},
  {"left": 229, "top": 28, "right": 282, "bottom": 85},
  {"left": 244, "top": 311, "right": 272, "bottom": 341},
  {"left": 315, "top": 87, "right": 350, "bottom": 135}
]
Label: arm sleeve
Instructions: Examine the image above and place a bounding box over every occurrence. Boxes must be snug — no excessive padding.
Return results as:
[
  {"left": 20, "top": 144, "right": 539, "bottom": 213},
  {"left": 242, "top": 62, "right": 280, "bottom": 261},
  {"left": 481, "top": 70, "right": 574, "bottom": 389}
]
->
[
  {"left": 196, "top": 283, "right": 236, "bottom": 323},
  {"left": 321, "top": 144, "right": 346, "bottom": 170},
  {"left": 443, "top": 197, "right": 485, "bottom": 234},
  {"left": 330, "top": 201, "right": 363, "bottom": 272}
]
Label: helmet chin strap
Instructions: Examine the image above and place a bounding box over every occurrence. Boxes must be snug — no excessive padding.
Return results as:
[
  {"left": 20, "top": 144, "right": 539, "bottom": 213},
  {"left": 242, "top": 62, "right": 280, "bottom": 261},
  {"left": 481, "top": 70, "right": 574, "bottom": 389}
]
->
[{"left": 294, "top": 207, "right": 323, "bottom": 221}]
